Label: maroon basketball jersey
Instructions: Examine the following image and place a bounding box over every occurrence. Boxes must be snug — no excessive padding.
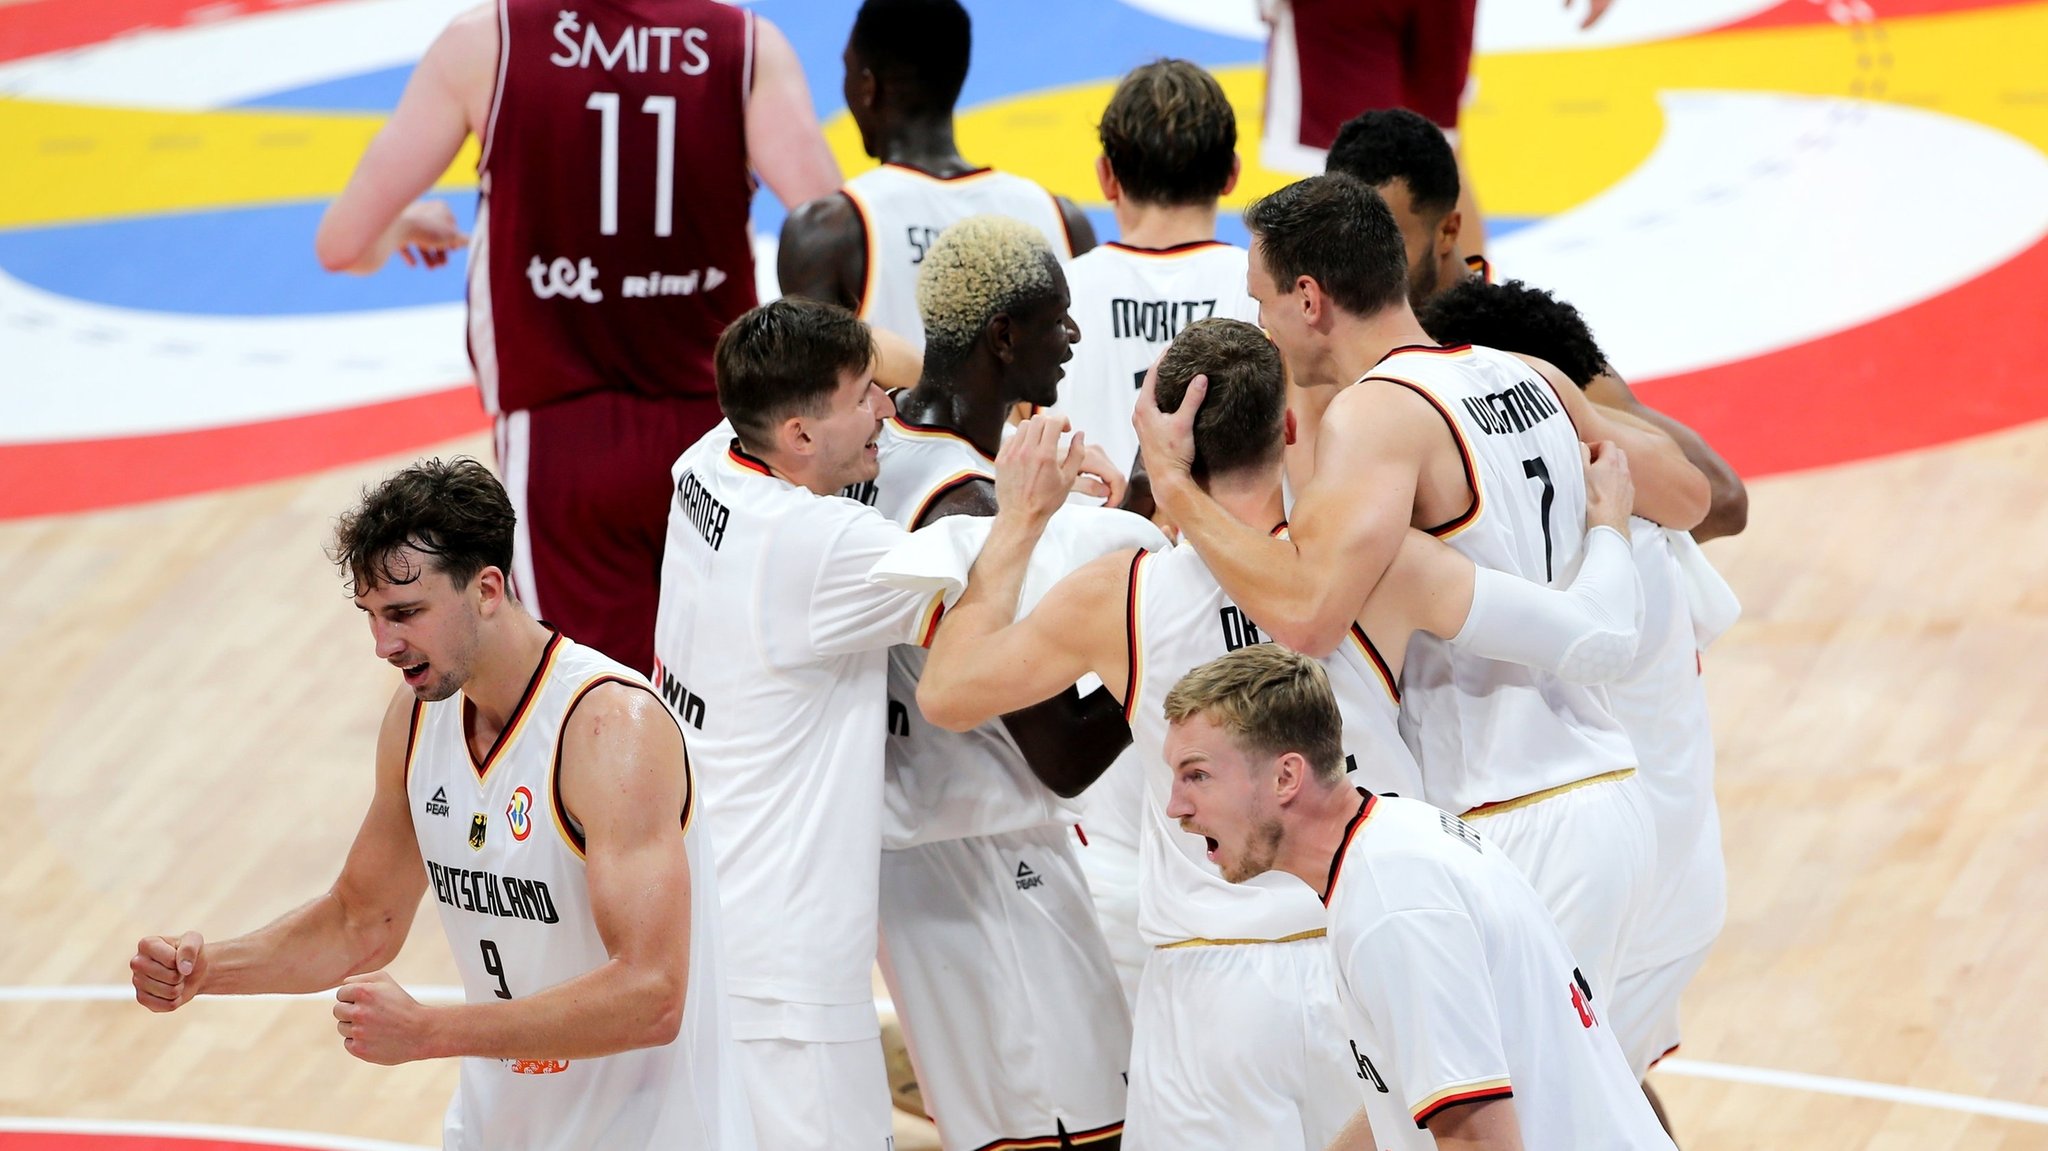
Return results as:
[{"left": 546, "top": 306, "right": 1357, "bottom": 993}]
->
[{"left": 470, "top": 0, "right": 758, "bottom": 414}]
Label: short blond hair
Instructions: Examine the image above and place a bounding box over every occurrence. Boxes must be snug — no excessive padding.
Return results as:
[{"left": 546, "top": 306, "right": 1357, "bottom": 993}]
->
[
  {"left": 916, "top": 214, "right": 1058, "bottom": 371},
  {"left": 1163, "top": 646, "right": 1346, "bottom": 783}
]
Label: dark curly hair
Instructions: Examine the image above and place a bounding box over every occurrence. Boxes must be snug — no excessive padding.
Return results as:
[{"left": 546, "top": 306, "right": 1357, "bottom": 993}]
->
[
  {"left": 1326, "top": 108, "right": 1461, "bottom": 221},
  {"left": 330, "top": 457, "right": 515, "bottom": 595},
  {"left": 1416, "top": 278, "right": 1611, "bottom": 388}
]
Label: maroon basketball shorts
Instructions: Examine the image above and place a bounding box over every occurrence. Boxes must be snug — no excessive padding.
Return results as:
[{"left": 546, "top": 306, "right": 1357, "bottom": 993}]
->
[
  {"left": 1270, "top": 0, "right": 1477, "bottom": 155},
  {"left": 494, "top": 388, "right": 723, "bottom": 675}
]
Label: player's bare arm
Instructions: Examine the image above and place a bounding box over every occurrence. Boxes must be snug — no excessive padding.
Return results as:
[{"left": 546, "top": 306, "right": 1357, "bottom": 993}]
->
[
  {"left": 746, "top": 15, "right": 843, "bottom": 208},
  {"left": 1138, "top": 368, "right": 1436, "bottom": 658},
  {"left": 777, "top": 193, "right": 867, "bottom": 309},
  {"left": 1361, "top": 441, "right": 1640, "bottom": 684},
  {"left": 918, "top": 546, "right": 1135, "bottom": 733},
  {"left": 1585, "top": 369, "right": 1748, "bottom": 540},
  {"left": 314, "top": 4, "right": 493, "bottom": 274},
  {"left": 1055, "top": 195, "right": 1099, "bottom": 256},
  {"left": 1517, "top": 354, "right": 1711, "bottom": 530},
  {"left": 344, "top": 682, "right": 695, "bottom": 1065},
  {"left": 1322, "top": 1106, "right": 1379, "bottom": 1151},
  {"left": 911, "top": 477, "right": 1131, "bottom": 792},
  {"left": 1426, "top": 1096, "right": 1527, "bottom": 1151},
  {"left": 131, "top": 687, "right": 429, "bottom": 1011}
]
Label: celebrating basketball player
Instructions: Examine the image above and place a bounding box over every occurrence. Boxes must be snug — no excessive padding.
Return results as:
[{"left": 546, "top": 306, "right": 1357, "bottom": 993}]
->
[
  {"left": 777, "top": 0, "right": 1095, "bottom": 348},
  {"left": 648, "top": 297, "right": 1106, "bottom": 1149},
  {"left": 1134, "top": 174, "right": 1709, "bottom": 1012},
  {"left": 314, "top": 0, "right": 840, "bottom": 675},
  {"left": 131, "top": 458, "right": 756, "bottom": 1150},
  {"left": 866, "top": 215, "right": 1132, "bottom": 1151},
  {"left": 911, "top": 316, "right": 1647, "bottom": 1150},
  {"left": 1161, "top": 645, "right": 1672, "bottom": 1151}
]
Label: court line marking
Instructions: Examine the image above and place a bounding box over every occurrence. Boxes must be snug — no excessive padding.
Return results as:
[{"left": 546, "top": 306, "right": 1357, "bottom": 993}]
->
[
  {"left": 0, "top": 1115, "right": 433, "bottom": 1150},
  {"left": 10, "top": 984, "right": 2047, "bottom": 1126}
]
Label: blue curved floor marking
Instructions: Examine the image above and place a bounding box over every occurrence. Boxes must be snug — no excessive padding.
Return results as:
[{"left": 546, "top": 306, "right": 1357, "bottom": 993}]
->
[
  {"left": 0, "top": 195, "right": 475, "bottom": 316},
  {"left": 234, "top": 65, "right": 415, "bottom": 111}
]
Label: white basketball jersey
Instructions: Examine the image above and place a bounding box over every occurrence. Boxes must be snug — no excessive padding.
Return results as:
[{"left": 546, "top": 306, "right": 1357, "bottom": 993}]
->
[
  {"left": 1376, "top": 344, "right": 1636, "bottom": 814},
  {"left": 841, "top": 163, "right": 1074, "bottom": 349},
  {"left": 407, "top": 634, "right": 750, "bottom": 1151},
  {"left": 1050, "top": 241, "right": 1260, "bottom": 474},
  {"left": 1125, "top": 538, "right": 1421, "bottom": 946},
  {"left": 869, "top": 417, "right": 1081, "bottom": 847}
]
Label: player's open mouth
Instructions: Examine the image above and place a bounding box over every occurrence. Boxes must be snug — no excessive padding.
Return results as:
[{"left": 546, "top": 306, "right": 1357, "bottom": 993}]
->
[
  {"left": 1205, "top": 836, "right": 1219, "bottom": 860},
  {"left": 401, "top": 661, "right": 429, "bottom": 685}
]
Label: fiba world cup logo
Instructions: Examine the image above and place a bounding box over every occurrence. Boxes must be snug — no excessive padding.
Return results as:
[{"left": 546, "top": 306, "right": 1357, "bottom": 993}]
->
[{"left": 507, "top": 786, "right": 535, "bottom": 842}]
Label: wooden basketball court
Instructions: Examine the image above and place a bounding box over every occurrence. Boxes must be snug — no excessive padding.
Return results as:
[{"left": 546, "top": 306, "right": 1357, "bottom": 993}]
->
[{"left": 4, "top": 415, "right": 2044, "bottom": 1148}]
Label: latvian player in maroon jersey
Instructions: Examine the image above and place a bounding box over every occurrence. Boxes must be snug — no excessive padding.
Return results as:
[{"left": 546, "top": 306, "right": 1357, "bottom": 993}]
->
[{"left": 317, "top": 0, "right": 841, "bottom": 675}]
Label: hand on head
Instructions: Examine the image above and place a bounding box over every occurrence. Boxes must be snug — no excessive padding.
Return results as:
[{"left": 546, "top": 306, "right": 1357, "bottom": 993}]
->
[{"left": 1132, "top": 352, "right": 1204, "bottom": 485}]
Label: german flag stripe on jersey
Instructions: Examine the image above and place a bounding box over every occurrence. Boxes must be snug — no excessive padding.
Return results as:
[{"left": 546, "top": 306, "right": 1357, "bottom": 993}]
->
[
  {"left": 909, "top": 470, "right": 993, "bottom": 528},
  {"left": 1367, "top": 375, "right": 1483, "bottom": 540},
  {"left": 1102, "top": 239, "right": 1230, "bottom": 259},
  {"left": 548, "top": 675, "right": 696, "bottom": 860},
  {"left": 1320, "top": 788, "right": 1379, "bottom": 908},
  {"left": 916, "top": 593, "right": 948, "bottom": 649},
  {"left": 726, "top": 442, "right": 775, "bottom": 478},
  {"left": 1412, "top": 1077, "right": 1515, "bottom": 1128},
  {"left": 840, "top": 184, "right": 880, "bottom": 320},
  {"left": 467, "top": 629, "right": 564, "bottom": 784},
  {"left": 1121, "top": 549, "right": 1151, "bottom": 723},
  {"left": 1347, "top": 623, "right": 1400, "bottom": 705},
  {"left": 402, "top": 699, "right": 425, "bottom": 789},
  {"left": 972, "top": 1120, "right": 1125, "bottom": 1150}
]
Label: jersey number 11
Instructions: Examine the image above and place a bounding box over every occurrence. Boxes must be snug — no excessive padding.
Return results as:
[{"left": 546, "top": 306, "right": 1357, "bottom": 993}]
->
[{"left": 585, "top": 92, "right": 677, "bottom": 238}]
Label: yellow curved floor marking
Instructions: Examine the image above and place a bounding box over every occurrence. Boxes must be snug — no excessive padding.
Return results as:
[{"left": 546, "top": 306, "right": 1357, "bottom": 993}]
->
[
  {"left": 0, "top": 101, "right": 478, "bottom": 230},
  {"left": 3, "top": 2, "right": 2043, "bottom": 233},
  {"left": 825, "top": 1, "right": 2048, "bottom": 219}
]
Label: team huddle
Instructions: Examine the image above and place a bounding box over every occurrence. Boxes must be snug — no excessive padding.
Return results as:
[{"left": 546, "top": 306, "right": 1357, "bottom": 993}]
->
[{"left": 129, "top": 2, "right": 1748, "bottom": 1150}]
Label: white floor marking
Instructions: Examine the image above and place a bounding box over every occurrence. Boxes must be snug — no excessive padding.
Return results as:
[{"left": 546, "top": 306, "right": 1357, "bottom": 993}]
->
[
  {"left": 0, "top": 1116, "right": 434, "bottom": 1150},
  {"left": 10, "top": 983, "right": 2046, "bottom": 1125}
]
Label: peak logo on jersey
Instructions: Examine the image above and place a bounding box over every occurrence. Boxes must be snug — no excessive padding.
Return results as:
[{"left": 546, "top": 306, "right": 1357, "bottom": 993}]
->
[
  {"left": 468, "top": 813, "right": 489, "bottom": 852},
  {"left": 506, "top": 786, "right": 534, "bottom": 842},
  {"left": 1014, "top": 861, "right": 1043, "bottom": 891},
  {"left": 1439, "top": 810, "right": 1484, "bottom": 853},
  {"left": 508, "top": 1058, "right": 572, "bottom": 1075},
  {"left": 424, "top": 785, "right": 450, "bottom": 818},
  {"left": 526, "top": 256, "right": 604, "bottom": 303}
]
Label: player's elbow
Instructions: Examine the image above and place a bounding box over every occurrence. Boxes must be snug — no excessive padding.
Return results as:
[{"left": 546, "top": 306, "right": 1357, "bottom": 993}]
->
[
  {"left": 916, "top": 679, "right": 983, "bottom": 734},
  {"left": 1266, "top": 609, "right": 1347, "bottom": 660},
  {"left": 1695, "top": 474, "right": 1750, "bottom": 542},
  {"left": 314, "top": 228, "right": 367, "bottom": 275},
  {"left": 634, "top": 971, "right": 687, "bottom": 1049}
]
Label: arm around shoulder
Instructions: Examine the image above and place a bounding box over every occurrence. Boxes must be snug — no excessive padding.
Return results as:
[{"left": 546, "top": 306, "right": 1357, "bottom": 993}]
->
[{"left": 1526, "top": 357, "right": 1711, "bottom": 531}]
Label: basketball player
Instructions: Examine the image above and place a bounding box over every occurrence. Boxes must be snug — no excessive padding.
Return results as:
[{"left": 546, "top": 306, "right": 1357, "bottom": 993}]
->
[
  {"left": 1050, "top": 58, "right": 1259, "bottom": 487},
  {"left": 314, "top": 0, "right": 840, "bottom": 675},
  {"left": 864, "top": 215, "right": 1131, "bottom": 1151},
  {"left": 130, "top": 459, "right": 753, "bottom": 1150},
  {"left": 1419, "top": 279, "right": 1739, "bottom": 1131},
  {"left": 777, "top": 0, "right": 1095, "bottom": 349},
  {"left": 649, "top": 297, "right": 1102, "bottom": 1149},
  {"left": 912, "top": 317, "right": 1645, "bottom": 1150},
  {"left": 1327, "top": 113, "right": 1751, "bottom": 541},
  {"left": 1164, "top": 646, "right": 1673, "bottom": 1151},
  {"left": 1134, "top": 174, "right": 1709, "bottom": 1010}
]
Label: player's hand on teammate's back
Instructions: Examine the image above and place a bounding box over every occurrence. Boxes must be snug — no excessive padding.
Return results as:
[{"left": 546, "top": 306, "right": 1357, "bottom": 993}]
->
[
  {"left": 1132, "top": 358, "right": 1202, "bottom": 487},
  {"left": 392, "top": 200, "right": 468, "bottom": 270},
  {"left": 130, "top": 931, "right": 206, "bottom": 1012},
  {"left": 1583, "top": 441, "right": 1634, "bottom": 537},
  {"left": 334, "top": 970, "right": 437, "bottom": 1065},
  {"left": 997, "top": 413, "right": 1084, "bottom": 524}
]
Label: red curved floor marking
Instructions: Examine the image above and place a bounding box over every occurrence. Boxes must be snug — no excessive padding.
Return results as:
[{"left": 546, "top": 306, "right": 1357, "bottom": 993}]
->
[
  {"left": 1722, "top": 0, "right": 2032, "bottom": 32},
  {"left": 0, "top": 0, "right": 345, "bottom": 64},
  {"left": 0, "top": 1130, "right": 344, "bottom": 1138},
  {"left": 0, "top": 386, "right": 487, "bottom": 520},
  {"left": 1633, "top": 230, "right": 2048, "bottom": 478}
]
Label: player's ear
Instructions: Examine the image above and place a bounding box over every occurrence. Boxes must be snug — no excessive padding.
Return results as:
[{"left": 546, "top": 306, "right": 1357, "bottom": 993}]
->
[
  {"left": 1094, "top": 156, "right": 1118, "bottom": 203},
  {"left": 1296, "top": 276, "right": 1324, "bottom": 325},
  {"left": 1272, "top": 751, "right": 1310, "bottom": 804},
  {"left": 1438, "top": 209, "right": 1462, "bottom": 257},
  {"left": 474, "top": 566, "right": 506, "bottom": 616},
  {"left": 1221, "top": 154, "right": 1241, "bottom": 197},
  {"left": 987, "top": 312, "right": 1017, "bottom": 365},
  {"left": 778, "top": 414, "right": 814, "bottom": 458},
  {"left": 1283, "top": 408, "right": 1298, "bottom": 447}
]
